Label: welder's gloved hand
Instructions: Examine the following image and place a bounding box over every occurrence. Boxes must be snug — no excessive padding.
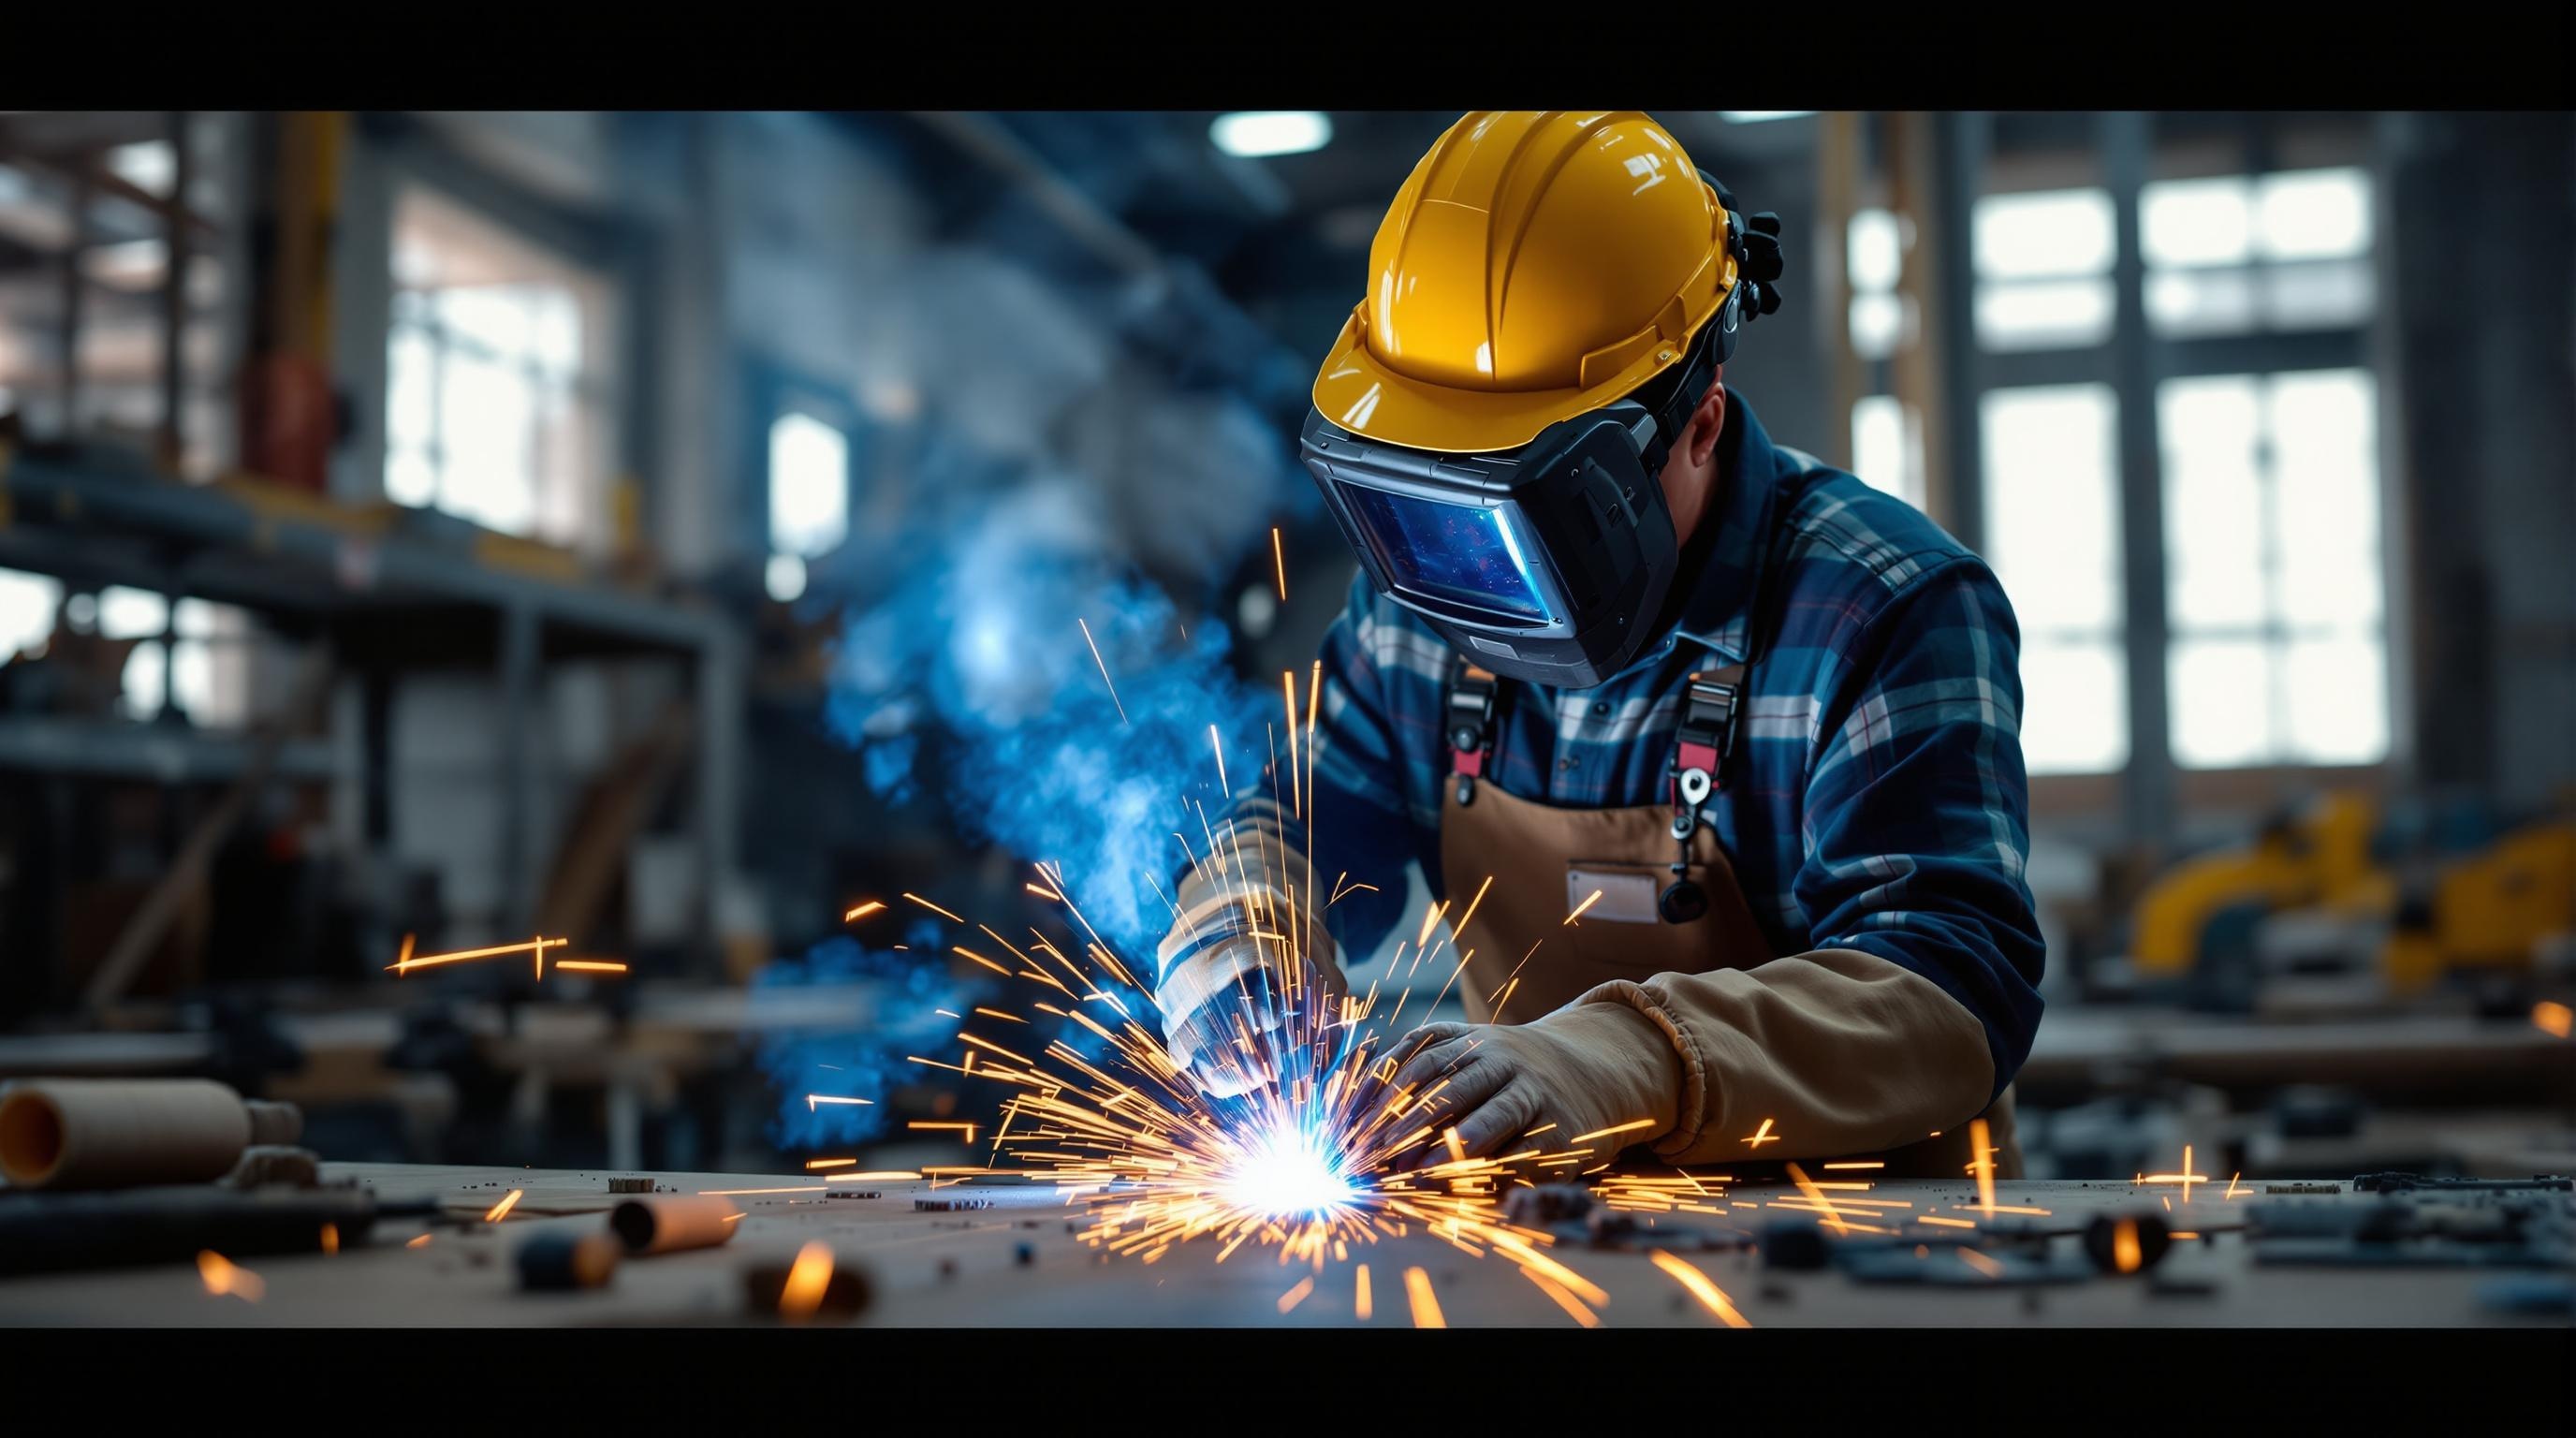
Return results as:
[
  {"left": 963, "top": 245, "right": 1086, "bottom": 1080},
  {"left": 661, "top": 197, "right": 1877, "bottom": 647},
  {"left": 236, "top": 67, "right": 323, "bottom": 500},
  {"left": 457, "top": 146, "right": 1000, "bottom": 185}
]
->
[
  {"left": 1387, "top": 1003, "right": 1681, "bottom": 1167},
  {"left": 1153, "top": 926, "right": 1347, "bottom": 1099}
]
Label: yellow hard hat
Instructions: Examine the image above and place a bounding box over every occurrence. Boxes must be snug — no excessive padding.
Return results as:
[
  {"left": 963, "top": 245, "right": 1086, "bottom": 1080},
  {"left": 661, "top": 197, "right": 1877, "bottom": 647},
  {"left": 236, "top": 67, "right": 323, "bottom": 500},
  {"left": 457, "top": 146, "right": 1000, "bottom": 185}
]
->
[{"left": 1313, "top": 110, "right": 1743, "bottom": 456}]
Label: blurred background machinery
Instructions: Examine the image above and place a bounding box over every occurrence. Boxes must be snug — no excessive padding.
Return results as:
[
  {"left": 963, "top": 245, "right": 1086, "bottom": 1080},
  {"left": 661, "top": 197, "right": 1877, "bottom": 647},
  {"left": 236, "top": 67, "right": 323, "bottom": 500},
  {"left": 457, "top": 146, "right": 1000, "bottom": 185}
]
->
[{"left": 0, "top": 108, "right": 2568, "bottom": 1190}]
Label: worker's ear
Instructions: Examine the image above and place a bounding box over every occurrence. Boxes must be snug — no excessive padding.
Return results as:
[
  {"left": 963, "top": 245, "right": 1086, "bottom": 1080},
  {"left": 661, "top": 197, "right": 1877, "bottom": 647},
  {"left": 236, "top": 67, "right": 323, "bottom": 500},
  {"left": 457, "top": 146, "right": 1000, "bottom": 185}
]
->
[{"left": 1687, "top": 366, "right": 1727, "bottom": 469}]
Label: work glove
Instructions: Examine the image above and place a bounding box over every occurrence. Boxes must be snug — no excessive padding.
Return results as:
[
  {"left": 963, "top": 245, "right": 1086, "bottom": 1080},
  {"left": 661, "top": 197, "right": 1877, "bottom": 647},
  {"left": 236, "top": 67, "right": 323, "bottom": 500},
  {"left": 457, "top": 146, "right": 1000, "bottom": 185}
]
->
[
  {"left": 1384, "top": 1002, "right": 1681, "bottom": 1169},
  {"left": 1153, "top": 919, "right": 1347, "bottom": 1100}
]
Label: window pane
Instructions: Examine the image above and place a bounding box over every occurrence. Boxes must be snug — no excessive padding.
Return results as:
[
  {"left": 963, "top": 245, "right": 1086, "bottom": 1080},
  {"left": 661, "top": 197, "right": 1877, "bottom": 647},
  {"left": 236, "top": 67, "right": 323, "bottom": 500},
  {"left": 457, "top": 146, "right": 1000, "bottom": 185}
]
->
[
  {"left": 1983, "top": 385, "right": 2122, "bottom": 631},
  {"left": 1849, "top": 208, "right": 1903, "bottom": 292},
  {"left": 1850, "top": 291, "right": 1905, "bottom": 360},
  {"left": 2263, "top": 257, "right": 2374, "bottom": 330},
  {"left": 1851, "top": 394, "right": 1924, "bottom": 510},
  {"left": 2161, "top": 377, "right": 2264, "bottom": 630},
  {"left": 2283, "top": 637, "right": 2388, "bottom": 764},
  {"left": 0, "top": 567, "right": 60, "bottom": 661},
  {"left": 439, "top": 351, "right": 537, "bottom": 536},
  {"left": 2022, "top": 638, "right": 2130, "bottom": 775},
  {"left": 1976, "top": 278, "right": 2115, "bottom": 350},
  {"left": 2170, "top": 638, "right": 2275, "bottom": 769},
  {"left": 769, "top": 412, "right": 851, "bottom": 559},
  {"left": 2145, "top": 266, "right": 2259, "bottom": 337},
  {"left": 2270, "top": 371, "right": 2380, "bottom": 629},
  {"left": 2143, "top": 177, "right": 2253, "bottom": 268},
  {"left": 121, "top": 641, "right": 166, "bottom": 719},
  {"left": 387, "top": 448, "right": 438, "bottom": 508},
  {"left": 2258, "top": 168, "right": 2371, "bottom": 260},
  {"left": 434, "top": 285, "right": 534, "bottom": 358},
  {"left": 97, "top": 586, "right": 169, "bottom": 640},
  {"left": 388, "top": 324, "right": 436, "bottom": 450},
  {"left": 1974, "top": 189, "right": 2115, "bottom": 278}
]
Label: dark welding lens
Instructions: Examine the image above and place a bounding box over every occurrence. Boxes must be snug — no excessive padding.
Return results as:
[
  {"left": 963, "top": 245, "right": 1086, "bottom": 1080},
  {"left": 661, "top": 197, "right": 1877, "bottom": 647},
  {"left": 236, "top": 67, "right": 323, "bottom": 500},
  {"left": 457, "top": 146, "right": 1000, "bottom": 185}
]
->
[{"left": 1336, "top": 482, "right": 1553, "bottom": 624}]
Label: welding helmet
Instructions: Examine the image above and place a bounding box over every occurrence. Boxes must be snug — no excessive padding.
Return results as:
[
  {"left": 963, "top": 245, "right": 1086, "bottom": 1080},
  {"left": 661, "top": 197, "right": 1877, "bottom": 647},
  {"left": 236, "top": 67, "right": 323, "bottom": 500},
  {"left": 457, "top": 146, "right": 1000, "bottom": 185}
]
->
[{"left": 1300, "top": 110, "right": 1784, "bottom": 688}]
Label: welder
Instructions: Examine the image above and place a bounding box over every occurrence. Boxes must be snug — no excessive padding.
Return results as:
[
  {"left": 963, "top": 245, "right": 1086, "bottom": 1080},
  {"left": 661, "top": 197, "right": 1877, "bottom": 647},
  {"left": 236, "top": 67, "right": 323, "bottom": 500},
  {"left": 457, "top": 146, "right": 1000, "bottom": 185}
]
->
[{"left": 1155, "top": 110, "right": 2042, "bottom": 1177}]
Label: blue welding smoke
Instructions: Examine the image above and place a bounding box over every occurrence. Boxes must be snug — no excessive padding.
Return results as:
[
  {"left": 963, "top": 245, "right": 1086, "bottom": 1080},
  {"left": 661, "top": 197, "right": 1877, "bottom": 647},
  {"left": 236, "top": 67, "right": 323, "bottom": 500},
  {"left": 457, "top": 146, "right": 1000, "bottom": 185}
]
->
[
  {"left": 754, "top": 922, "right": 975, "bottom": 1149},
  {"left": 755, "top": 450, "right": 1301, "bottom": 1152},
  {"left": 826, "top": 473, "right": 1282, "bottom": 956}
]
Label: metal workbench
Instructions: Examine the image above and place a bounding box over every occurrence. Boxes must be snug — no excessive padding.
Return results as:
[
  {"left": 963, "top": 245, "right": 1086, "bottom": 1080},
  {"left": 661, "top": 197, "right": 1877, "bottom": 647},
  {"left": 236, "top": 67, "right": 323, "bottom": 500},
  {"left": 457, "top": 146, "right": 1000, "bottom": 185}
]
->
[{"left": 0, "top": 1163, "right": 2563, "bottom": 1328}]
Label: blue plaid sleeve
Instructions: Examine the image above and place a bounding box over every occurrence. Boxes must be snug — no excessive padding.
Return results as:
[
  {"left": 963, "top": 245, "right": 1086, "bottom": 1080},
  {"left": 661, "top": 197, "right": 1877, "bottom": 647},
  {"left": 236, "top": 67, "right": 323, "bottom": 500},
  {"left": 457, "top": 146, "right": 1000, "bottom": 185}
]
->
[
  {"left": 1793, "top": 557, "right": 2046, "bottom": 1100},
  {"left": 1300, "top": 568, "right": 1423, "bottom": 962}
]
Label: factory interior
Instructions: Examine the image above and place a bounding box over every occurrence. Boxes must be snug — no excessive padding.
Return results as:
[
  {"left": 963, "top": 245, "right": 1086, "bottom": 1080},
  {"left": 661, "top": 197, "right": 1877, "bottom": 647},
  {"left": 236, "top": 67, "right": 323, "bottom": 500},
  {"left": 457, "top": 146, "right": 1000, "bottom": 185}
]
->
[{"left": 0, "top": 108, "right": 2569, "bottom": 1360}]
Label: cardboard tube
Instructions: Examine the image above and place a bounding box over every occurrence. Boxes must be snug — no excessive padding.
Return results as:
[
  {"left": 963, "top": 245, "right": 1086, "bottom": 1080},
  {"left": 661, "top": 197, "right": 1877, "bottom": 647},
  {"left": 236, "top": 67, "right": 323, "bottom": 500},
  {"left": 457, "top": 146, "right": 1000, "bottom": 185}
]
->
[
  {"left": 609, "top": 1196, "right": 739, "bottom": 1255},
  {"left": 0, "top": 1079, "right": 269, "bottom": 1190}
]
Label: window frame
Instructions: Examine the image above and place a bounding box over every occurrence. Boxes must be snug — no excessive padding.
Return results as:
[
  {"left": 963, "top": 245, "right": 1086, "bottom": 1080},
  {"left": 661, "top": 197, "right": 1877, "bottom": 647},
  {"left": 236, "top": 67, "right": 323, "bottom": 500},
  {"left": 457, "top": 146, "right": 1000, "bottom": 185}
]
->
[{"left": 1844, "top": 114, "right": 2398, "bottom": 839}]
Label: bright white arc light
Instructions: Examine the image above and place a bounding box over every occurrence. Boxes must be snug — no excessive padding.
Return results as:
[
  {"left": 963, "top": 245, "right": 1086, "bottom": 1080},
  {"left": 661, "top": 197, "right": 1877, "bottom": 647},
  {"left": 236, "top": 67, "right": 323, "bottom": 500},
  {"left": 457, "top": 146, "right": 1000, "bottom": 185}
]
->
[
  {"left": 1211, "top": 111, "right": 1333, "bottom": 159},
  {"left": 1221, "top": 1126, "right": 1358, "bottom": 1217},
  {"left": 1720, "top": 110, "right": 1817, "bottom": 124}
]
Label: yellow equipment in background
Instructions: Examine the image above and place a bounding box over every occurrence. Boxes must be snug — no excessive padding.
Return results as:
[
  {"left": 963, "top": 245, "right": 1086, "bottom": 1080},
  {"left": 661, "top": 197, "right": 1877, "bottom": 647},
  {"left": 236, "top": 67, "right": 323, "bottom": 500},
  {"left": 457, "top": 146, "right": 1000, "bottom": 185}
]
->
[{"left": 2130, "top": 791, "right": 2576, "bottom": 1006}]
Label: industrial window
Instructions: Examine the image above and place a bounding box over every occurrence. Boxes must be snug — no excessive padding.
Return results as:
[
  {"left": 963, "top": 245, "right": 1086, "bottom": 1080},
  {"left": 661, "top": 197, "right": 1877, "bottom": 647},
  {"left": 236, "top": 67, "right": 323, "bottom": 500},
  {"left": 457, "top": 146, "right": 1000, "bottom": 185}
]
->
[
  {"left": 2161, "top": 369, "right": 2386, "bottom": 768},
  {"left": 1982, "top": 384, "right": 2128, "bottom": 775},
  {"left": 1972, "top": 188, "right": 2116, "bottom": 351},
  {"left": 383, "top": 184, "right": 613, "bottom": 549},
  {"left": 764, "top": 410, "right": 851, "bottom": 604},
  {"left": 0, "top": 568, "right": 58, "bottom": 664},
  {"left": 1843, "top": 209, "right": 1926, "bottom": 508},
  {"left": 2143, "top": 168, "right": 2373, "bottom": 337}
]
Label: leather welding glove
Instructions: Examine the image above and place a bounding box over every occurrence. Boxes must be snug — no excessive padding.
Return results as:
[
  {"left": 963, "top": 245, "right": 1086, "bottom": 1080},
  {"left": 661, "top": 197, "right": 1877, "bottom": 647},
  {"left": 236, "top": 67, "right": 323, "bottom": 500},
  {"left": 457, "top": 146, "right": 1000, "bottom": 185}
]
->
[
  {"left": 1154, "top": 909, "right": 1347, "bottom": 1100},
  {"left": 1385, "top": 1002, "right": 1681, "bottom": 1169}
]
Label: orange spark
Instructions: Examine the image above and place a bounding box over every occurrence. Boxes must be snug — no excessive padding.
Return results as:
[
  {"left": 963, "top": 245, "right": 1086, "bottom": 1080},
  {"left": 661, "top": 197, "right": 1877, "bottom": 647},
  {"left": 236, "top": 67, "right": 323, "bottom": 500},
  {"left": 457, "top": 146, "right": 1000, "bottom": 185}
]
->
[
  {"left": 1570, "top": 1118, "right": 1656, "bottom": 1145},
  {"left": 909, "top": 1122, "right": 982, "bottom": 1143},
  {"left": 2225, "top": 1172, "right": 2243, "bottom": 1199},
  {"left": 1649, "top": 1251, "right": 1751, "bottom": 1328},
  {"left": 1354, "top": 1264, "right": 1373, "bottom": 1321},
  {"left": 1277, "top": 1275, "right": 1315, "bottom": 1313},
  {"left": 1785, "top": 1162, "right": 1851, "bottom": 1234},
  {"left": 1077, "top": 617, "right": 1129, "bottom": 725},
  {"left": 1741, "top": 1118, "right": 1779, "bottom": 1149},
  {"left": 806, "top": 1094, "right": 873, "bottom": 1111},
  {"left": 844, "top": 901, "right": 886, "bottom": 922},
  {"left": 197, "top": 1251, "right": 263, "bottom": 1302},
  {"left": 484, "top": 1188, "right": 523, "bottom": 1223},
  {"left": 1563, "top": 888, "right": 1604, "bottom": 925},
  {"left": 407, "top": 1234, "right": 433, "bottom": 1249},
  {"left": 2112, "top": 1219, "right": 2143, "bottom": 1273},
  {"left": 2534, "top": 1001, "right": 2573, "bottom": 1039},
  {"left": 903, "top": 891, "right": 963, "bottom": 923},
  {"left": 387, "top": 935, "right": 565, "bottom": 975},
  {"left": 805, "top": 1158, "right": 857, "bottom": 1169},
  {"left": 319, "top": 1223, "right": 339, "bottom": 1255},
  {"left": 1822, "top": 1161, "right": 1885, "bottom": 1170},
  {"left": 1970, "top": 1117, "right": 1998, "bottom": 1216},
  {"left": 1272, "top": 526, "right": 1288, "bottom": 603},
  {"left": 555, "top": 960, "right": 627, "bottom": 974},
  {"left": 778, "top": 1241, "right": 835, "bottom": 1318},
  {"left": 1404, "top": 1267, "right": 1444, "bottom": 1328},
  {"left": 1958, "top": 1248, "right": 2004, "bottom": 1279},
  {"left": 1443, "top": 1126, "right": 1467, "bottom": 1165},
  {"left": 1918, "top": 1215, "right": 1977, "bottom": 1229}
]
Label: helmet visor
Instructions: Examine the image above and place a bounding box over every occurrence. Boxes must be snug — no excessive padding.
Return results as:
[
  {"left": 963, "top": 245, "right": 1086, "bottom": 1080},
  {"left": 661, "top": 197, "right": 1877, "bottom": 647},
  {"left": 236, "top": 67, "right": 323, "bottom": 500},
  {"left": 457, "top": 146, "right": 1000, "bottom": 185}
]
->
[{"left": 1334, "top": 482, "right": 1555, "bottom": 624}]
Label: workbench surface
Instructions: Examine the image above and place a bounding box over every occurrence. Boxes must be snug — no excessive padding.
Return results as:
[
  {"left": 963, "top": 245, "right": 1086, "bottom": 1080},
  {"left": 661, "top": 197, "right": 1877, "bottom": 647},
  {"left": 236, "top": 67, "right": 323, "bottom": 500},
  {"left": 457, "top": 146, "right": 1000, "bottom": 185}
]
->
[{"left": 2, "top": 1163, "right": 2566, "bottom": 1328}]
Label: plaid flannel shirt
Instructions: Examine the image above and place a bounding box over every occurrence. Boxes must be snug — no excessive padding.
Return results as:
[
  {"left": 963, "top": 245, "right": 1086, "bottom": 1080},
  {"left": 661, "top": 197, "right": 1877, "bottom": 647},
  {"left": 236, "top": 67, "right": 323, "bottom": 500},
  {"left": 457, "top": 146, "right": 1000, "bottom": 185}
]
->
[{"left": 1239, "top": 391, "right": 2045, "bottom": 1102}]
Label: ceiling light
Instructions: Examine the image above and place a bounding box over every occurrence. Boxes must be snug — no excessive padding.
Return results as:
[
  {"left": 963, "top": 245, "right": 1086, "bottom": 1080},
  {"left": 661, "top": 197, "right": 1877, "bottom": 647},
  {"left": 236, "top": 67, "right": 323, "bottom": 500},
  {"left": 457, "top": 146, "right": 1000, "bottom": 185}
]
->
[{"left": 1210, "top": 111, "right": 1333, "bottom": 159}]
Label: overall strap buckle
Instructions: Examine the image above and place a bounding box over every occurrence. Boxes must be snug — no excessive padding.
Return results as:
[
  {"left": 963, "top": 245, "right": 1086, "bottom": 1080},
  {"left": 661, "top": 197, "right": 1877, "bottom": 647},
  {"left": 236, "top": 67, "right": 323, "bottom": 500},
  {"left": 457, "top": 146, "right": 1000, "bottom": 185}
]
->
[
  {"left": 1670, "top": 665, "right": 1746, "bottom": 813},
  {"left": 1445, "top": 662, "right": 1500, "bottom": 806}
]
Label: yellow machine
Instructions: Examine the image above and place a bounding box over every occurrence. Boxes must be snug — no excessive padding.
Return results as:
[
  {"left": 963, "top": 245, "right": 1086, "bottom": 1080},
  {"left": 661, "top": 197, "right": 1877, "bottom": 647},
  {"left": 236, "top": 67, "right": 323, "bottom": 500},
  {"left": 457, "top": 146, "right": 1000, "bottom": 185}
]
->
[{"left": 2130, "top": 791, "right": 2576, "bottom": 1006}]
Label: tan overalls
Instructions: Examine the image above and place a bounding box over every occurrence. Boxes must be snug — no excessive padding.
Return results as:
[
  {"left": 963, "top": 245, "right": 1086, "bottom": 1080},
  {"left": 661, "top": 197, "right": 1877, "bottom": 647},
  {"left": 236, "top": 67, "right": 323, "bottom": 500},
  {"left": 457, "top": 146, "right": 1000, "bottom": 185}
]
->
[{"left": 1436, "top": 658, "right": 2021, "bottom": 1180}]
